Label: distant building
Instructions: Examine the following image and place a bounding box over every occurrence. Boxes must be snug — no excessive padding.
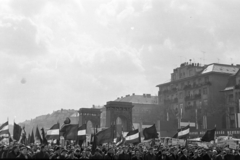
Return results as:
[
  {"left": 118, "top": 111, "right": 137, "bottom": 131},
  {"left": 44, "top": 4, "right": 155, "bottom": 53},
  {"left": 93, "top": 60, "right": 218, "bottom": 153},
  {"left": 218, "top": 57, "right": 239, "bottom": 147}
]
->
[
  {"left": 157, "top": 62, "right": 240, "bottom": 135},
  {"left": 115, "top": 93, "right": 160, "bottom": 124}
]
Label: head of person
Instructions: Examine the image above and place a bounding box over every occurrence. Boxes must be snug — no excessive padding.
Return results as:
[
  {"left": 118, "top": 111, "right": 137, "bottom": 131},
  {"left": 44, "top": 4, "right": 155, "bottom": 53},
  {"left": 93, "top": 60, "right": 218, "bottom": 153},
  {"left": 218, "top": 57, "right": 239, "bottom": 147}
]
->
[
  {"left": 183, "top": 149, "right": 187, "bottom": 155},
  {"left": 41, "top": 145, "right": 48, "bottom": 152},
  {"left": 149, "top": 148, "right": 154, "bottom": 154},
  {"left": 212, "top": 150, "right": 217, "bottom": 156},
  {"left": 75, "top": 149, "right": 81, "bottom": 155},
  {"left": 123, "top": 147, "right": 128, "bottom": 153},
  {"left": 222, "top": 151, "right": 227, "bottom": 156},
  {"left": 20, "top": 146, "right": 28, "bottom": 155},
  {"left": 135, "top": 150, "right": 140, "bottom": 157},
  {"left": 54, "top": 146, "right": 61, "bottom": 154},
  {"left": 61, "top": 149, "right": 67, "bottom": 156},
  {"left": 12, "top": 145, "right": 19, "bottom": 154},
  {"left": 108, "top": 148, "right": 114, "bottom": 155}
]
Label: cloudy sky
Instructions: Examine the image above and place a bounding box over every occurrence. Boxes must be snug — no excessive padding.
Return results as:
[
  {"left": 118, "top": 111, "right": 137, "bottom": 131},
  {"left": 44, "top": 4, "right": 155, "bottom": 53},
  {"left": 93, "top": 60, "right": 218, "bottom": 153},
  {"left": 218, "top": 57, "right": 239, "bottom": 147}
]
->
[{"left": 1, "top": 0, "right": 240, "bottom": 123}]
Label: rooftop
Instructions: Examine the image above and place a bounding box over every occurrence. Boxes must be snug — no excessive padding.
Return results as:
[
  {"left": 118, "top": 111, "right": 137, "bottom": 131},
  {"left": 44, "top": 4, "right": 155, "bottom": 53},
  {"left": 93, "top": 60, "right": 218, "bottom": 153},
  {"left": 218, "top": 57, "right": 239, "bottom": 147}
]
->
[
  {"left": 201, "top": 63, "right": 239, "bottom": 75},
  {"left": 157, "top": 63, "right": 240, "bottom": 87},
  {"left": 115, "top": 94, "right": 158, "bottom": 104}
]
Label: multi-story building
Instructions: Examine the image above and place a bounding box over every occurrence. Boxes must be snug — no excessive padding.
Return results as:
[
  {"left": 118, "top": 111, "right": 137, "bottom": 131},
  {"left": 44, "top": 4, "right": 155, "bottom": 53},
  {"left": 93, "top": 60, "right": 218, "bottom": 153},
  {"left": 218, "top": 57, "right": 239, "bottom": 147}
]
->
[
  {"left": 157, "top": 62, "right": 240, "bottom": 133},
  {"left": 222, "top": 70, "right": 240, "bottom": 129}
]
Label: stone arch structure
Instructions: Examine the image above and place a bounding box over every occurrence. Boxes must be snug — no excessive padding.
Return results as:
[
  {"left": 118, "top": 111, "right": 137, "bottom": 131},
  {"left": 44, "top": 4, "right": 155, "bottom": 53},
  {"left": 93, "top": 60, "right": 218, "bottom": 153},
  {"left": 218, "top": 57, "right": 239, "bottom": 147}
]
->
[
  {"left": 105, "top": 101, "right": 134, "bottom": 132},
  {"left": 78, "top": 108, "right": 101, "bottom": 131}
]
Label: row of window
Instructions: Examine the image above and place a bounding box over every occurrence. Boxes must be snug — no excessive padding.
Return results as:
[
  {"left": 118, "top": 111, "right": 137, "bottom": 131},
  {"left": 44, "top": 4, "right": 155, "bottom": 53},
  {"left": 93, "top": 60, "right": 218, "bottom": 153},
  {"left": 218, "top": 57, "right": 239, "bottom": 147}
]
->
[
  {"left": 162, "top": 76, "right": 209, "bottom": 92},
  {"left": 160, "top": 87, "right": 208, "bottom": 102}
]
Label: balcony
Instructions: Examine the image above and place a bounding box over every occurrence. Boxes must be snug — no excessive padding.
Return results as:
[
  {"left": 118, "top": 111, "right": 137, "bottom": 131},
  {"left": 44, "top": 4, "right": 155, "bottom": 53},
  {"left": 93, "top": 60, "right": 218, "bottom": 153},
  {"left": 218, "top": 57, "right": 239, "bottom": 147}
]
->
[
  {"left": 184, "top": 94, "right": 202, "bottom": 101},
  {"left": 235, "top": 84, "right": 240, "bottom": 89},
  {"left": 185, "top": 105, "right": 194, "bottom": 111},
  {"left": 164, "top": 98, "right": 178, "bottom": 104},
  {"left": 183, "top": 81, "right": 211, "bottom": 91}
]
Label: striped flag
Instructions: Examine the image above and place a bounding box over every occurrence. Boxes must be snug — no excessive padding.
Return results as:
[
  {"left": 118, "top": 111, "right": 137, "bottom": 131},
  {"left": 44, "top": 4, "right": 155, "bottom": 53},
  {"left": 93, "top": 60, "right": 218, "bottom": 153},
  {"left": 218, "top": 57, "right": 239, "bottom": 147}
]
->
[
  {"left": 177, "top": 125, "right": 190, "bottom": 139},
  {"left": 125, "top": 129, "right": 140, "bottom": 144},
  {"left": 46, "top": 123, "right": 60, "bottom": 140},
  {"left": 78, "top": 124, "right": 86, "bottom": 141},
  {"left": 0, "top": 121, "right": 9, "bottom": 136}
]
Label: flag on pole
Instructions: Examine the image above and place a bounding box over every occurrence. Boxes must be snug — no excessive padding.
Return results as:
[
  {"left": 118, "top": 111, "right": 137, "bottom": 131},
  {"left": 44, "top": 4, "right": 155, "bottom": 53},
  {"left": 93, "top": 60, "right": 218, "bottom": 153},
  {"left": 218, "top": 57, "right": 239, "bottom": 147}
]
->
[
  {"left": 94, "top": 126, "right": 114, "bottom": 145},
  {"left": 60, "top": 124, "right": 78, "bottom": 140},
  {"left": 201, "top": 128, "right": 216, "bottom": 142},
  {"left": 30, "top": 129, "right": 35, "bottom": 144},
  {"left": 177, "top": 125, "right": 190, "bottom": 139},
  {"left": 19, "top": 126, "right": 27, "bottom": 144},
  {"left": 41, "top": 128, "right": 48, "bottom": 145},
  {"left": 13, "top": 123, "right": 22, "bottom": 141},
  {"left": 143, "top": 124, "right": 158, "bottom": 140},
  {"left": 27, "top": 133, "right": 31, "bottom": 144},
  {"left": 125, "top": 129, "right": 140, "bottom": 144},
  {"left": 35, "top": 126, "right": 43, "bottom": 144},
  {"left": 46, "top": 123, "right": 60, "bottom": 140},
  {"left": 0, "top": 121, "right": 9, "bottom": 136},
  {"left": 78, "top": 124, "right": 86, "bottom": 141}
]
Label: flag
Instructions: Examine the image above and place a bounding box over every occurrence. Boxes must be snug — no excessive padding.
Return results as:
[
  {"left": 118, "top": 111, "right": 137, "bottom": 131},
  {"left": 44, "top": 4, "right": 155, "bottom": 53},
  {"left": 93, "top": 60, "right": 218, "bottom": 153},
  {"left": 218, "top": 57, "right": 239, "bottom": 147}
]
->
[
  {"left": 91, "top": 126, "right": 97, "bottom": 154},
  {"left": 41, "top": 128, "right": 48, "bottom": 145},
  {"left": 95, "top": 126, "right": 114, "bottom": 145},
  {"left": 116, "top": 135, "right": 125, "bottom": 146},
  {"left": 177, "top": 125, "right": 190, "bottom": 139},
  {"left": 35, "top": 126, "right": 43, "bottom": 144},
  {"left": 172, "top": 132, "right": 178, "bottom": 138},
  {"left": 13, "top": 123, "right": 22, "bottom": 141},
  {"left": 143, "top": 124, "right": 158, "bottom": 140},
  {"left": 27, "top": 133, "right": 31, "bottom": 144},
  {"left": 201, "top": 128, "right": 216, "bottom": 142},
  {"left": 0, "top": 121, "right": 9, "bottom": 136},
  {"left": 78, "top": 124, "right": 86, "bottom": 141},
  {"left": 125, "top": 129, "right": 140, "bottom": 144},
  {"left": 19, "top": 126, "right": 27, "bottom": 144},
  {"left": 46, "top": 123, "right": 60, "bottom": 140},
  {"left": 60, "top": 124, "right": 78, "bottom": 140},
  {"left": 30, "top": 129, "right": 35, "bottom": 144},
  {"left": 64, "top": 117, "right": 71, "bottom": 125}
]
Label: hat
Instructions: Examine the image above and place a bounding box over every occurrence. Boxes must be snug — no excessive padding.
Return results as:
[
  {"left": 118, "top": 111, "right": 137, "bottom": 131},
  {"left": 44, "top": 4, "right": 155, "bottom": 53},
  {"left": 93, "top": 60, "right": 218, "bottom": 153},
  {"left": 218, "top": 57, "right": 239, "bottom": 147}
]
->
[
  {"left": 61, "top": 149, "right": 68, "bottom": 154},
  {"left": 55, "top": 146, "right": 60, "bottom": 151},
  {"left": 20, "top": 146, "right": 27, "bottom": 150}
]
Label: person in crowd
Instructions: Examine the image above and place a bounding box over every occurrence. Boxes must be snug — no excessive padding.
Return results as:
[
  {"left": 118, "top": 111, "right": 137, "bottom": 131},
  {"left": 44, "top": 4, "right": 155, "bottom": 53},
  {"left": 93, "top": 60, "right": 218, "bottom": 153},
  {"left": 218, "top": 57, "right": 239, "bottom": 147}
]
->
[
  {"left": 131, "top": 149, "right": 143, "bottom": 160},
  {"left": 104, "top": 148, "right": 116, "bottom": 160},
  {"left": 33, "top": 145, "right": 50, "bottom": 159},
  {"left": 118, "top": 146, "right": 130, "bottom": 160},
  {"left": 7, "top": 145, "right": 19, "bottom": 159},
  {"left": 144, "top": 147, "right": 156, "bottom": 160},
  {"left": 17, "top": 146, "right": 32, "bottom": 159},
  {"left": 50, "top": 146, "right": 61, "bottom": 159}
]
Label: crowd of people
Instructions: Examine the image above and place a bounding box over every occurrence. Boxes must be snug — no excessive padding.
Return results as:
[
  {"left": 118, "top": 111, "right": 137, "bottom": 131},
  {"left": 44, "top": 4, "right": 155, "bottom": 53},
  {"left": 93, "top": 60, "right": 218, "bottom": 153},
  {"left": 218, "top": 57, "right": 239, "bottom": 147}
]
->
[{"left": 0, "top": 141, "right": 240, "bottom": 160}]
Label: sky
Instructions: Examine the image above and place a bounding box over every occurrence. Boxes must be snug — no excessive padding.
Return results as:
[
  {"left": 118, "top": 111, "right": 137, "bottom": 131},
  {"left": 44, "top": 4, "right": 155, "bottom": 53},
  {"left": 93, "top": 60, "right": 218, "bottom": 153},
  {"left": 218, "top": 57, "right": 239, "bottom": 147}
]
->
[{"left": 1, "top": 0, "right": 240, "bottom": 123}]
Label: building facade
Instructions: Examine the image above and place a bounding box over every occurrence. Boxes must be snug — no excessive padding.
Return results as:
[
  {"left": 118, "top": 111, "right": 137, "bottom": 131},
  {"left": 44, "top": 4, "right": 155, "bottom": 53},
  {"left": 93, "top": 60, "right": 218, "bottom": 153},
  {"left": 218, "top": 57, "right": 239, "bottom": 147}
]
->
[
  {"left": 157, "top": 63, "right": 240, "bottom": 133},
  {"left": 222, "top": 70, "right": 240, "bottom": 129}
]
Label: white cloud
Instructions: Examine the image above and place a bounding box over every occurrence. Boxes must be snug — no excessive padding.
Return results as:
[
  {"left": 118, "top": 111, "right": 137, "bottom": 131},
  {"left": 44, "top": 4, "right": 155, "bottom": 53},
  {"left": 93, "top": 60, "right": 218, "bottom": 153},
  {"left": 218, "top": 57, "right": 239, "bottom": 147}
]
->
[{"left": 1, "top": 0, "right": 240, "bottom": 123}]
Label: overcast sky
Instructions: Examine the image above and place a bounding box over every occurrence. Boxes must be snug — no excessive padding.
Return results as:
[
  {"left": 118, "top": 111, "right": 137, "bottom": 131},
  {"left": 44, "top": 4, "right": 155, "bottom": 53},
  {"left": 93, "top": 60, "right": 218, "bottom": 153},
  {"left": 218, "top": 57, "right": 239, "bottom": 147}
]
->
[{"left": 1, "top": 0, "right": 240, "bottom": 123}]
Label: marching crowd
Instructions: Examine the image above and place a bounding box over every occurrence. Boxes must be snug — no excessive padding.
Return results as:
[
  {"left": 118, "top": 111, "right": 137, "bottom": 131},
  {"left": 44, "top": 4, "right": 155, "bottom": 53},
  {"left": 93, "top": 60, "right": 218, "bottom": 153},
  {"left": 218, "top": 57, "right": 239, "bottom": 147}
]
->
[{"left": 0, "top": 142, "right": 240, "bottom": 160}]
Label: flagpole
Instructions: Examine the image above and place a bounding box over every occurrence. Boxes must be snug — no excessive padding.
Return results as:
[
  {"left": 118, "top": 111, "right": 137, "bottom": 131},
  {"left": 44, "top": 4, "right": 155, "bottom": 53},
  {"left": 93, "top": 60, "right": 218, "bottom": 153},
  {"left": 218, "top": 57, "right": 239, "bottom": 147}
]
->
[{"left": 7, "top": 117, "right": 9, "bottom": 145}]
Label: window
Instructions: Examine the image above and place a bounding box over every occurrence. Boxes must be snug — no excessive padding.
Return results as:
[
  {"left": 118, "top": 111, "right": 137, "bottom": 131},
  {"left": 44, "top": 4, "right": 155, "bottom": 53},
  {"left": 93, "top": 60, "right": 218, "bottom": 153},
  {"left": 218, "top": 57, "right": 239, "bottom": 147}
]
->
[
  {"left": 204, "top": 76, "right": 209, "bottom": 82},
  {"left": 203, "top": 87, "right": 208, "bottom": 95},
  {"left": 203, "top": 100, "right": 208, "bottom": 106}
]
